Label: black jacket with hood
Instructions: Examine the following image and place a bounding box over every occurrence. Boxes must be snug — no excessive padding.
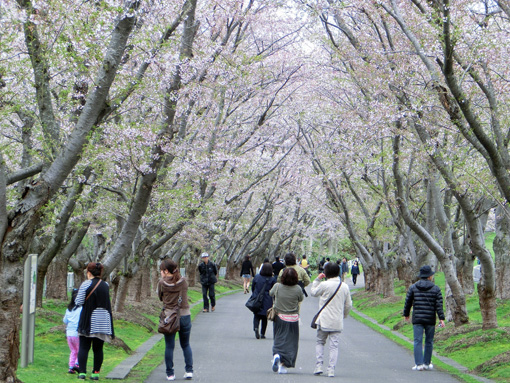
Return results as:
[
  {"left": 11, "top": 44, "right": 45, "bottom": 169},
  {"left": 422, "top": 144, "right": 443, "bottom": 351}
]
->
[{"left": 403, "top": 279, "right": 445, "bottom": 325}]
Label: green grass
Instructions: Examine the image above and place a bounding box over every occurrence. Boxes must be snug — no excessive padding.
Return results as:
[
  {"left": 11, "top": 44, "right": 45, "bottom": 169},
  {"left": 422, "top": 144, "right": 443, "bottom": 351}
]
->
[
  {"left": 17, "top": 279, "right": 242, "bottom": 383},
  {"left": 351, "top": 271, "right": 510, "bottom": 382}
]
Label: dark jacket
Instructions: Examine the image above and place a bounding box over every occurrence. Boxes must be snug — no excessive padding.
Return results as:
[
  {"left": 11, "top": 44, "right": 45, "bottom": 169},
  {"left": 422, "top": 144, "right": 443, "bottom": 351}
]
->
[
  {"left": 198, "top": 261, "right": 218, "bottom": 286},
  {"left": 403, "top": 279, "right": 445, "bottom": 325},
  {"left": 240, "top": 260, "right": 255, "bottom": 277},
  {"left": 351, "top": 265, "right": 360, "bottom": 275},
  {"left": 251, "top": 274, "right": 276, "bottom": 315},
  {"left": 341, "top": 261, "right": 348, "bottom": 274},
  {"left": 272, "top": 261, "right": 285, "bottom": 277},
  {"left": 76, "top": 278, "right": 114, "bottom": 338}
]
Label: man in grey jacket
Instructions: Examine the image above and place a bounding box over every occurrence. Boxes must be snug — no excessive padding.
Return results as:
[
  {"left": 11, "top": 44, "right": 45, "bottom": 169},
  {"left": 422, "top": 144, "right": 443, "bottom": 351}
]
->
[
  {"left": 403, "top": 265, "right": 445, "bottom": 371},
  {"left": 310, "top": 262, "right": 352, "bottom": 377}
]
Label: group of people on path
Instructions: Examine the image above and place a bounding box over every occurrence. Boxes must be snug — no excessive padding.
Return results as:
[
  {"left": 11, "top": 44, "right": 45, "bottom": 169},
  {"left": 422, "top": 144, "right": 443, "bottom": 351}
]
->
[
  {"left": 64, "top": 254, "right": 444, "bottom": 381},
  {"left": 63, "top": 262, "right": 115, "bottom": 380}
]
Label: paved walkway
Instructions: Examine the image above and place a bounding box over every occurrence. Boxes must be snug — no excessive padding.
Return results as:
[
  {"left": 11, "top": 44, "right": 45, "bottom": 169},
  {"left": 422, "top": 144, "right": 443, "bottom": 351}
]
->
[{"left": 144, "top": 276, "right": 470, "bottom": 383}]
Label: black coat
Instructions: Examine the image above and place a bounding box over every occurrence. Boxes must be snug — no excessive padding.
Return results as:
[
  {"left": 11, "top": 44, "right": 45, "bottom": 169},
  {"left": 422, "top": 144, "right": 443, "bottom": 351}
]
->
[
  {"left": 272, "top": 261, "right": 285, "bottom": 277},
  {"left": 198, "top": 261, "right": 218, "bottom": 286},
  {"left": 240, "top": 260, "right": 255, "bottom": 277},
  {"left": 251, "top": 274, "right": 276, "bottom": 315},
  {"left": 403, "top": 279, "right": 445, "bottom": 325}
]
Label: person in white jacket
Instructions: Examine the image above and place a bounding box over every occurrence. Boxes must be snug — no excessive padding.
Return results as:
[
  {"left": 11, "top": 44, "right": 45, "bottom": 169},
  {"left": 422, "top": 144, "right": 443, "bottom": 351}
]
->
[{"left": 310, "top": 262, "right": 352, "bottom": 377}]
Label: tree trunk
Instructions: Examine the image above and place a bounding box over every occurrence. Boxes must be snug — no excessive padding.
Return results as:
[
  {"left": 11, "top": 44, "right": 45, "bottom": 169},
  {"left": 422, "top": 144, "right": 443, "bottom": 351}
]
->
[
  {"left": 141, "top": 264, "right": 152, "bottom": 299},
  {"left": 382, "top": 268, "right": 395, "bottom": 298},
  {"left": 114, "top": 274, "right": 131, "bottom": 313},
  {"left": 457, "top": 249, "right": 475, "bottom": 295},
  {"left": 45, "top": 259, "right": 68, "bottom": 300},
  {"left": 478, "top": 280, "right": 498, "bottom": 329},
  {"left": 363, "top": 264, "right": 377, "bottom": 292},
  {"left": 225, "top": 257, "right": 237, "bottom": 280},
  {"left": 493, "top": 205, "right": 510, "bottom": 299},
  {"left": 129, "top": 272, "right": 143, "bottom": 302}
]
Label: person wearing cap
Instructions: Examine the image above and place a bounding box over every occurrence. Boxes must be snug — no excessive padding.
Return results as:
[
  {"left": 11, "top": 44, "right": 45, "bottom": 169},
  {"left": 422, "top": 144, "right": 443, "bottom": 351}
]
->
[
  {"left": 198, "top": 252, "right": 218, "bottom": 312},
  {"left": 403, "top": 265, "right": 445, "bottom": 372}
]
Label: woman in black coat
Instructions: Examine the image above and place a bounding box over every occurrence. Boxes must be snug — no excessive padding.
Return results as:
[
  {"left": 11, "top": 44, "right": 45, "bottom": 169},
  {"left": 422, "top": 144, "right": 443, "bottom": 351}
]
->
[
  {"left": 351, "top": 261, "right": 360, "bottom": 286},
  {"left": 251, "top": 262, "right": 276, "bottom": 339}
]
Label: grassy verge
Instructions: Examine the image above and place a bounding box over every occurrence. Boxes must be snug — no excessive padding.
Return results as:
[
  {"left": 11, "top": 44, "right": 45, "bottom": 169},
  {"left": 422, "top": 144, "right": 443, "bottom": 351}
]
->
[
  {"left": 351, "top": 274, "right": 510, "bottom": 382},
  {"left": 17, "top": 278, "right": 242, "bottom": 383}
]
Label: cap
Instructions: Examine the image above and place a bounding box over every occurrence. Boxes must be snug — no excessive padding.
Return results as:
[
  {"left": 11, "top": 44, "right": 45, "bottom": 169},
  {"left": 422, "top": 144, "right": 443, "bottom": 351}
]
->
[
  {"left": 201, "top": 252, "right": 209, "bottom": 258},
  {"left": 419, "top": 265, "right": 434, "bottom": 278}
]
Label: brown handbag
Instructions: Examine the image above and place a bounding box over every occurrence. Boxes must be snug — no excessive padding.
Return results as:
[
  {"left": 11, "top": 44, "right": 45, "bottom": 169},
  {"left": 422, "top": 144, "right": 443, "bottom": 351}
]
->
[{"left": 158, "top": 287, "right": 182, "bottom": 335}]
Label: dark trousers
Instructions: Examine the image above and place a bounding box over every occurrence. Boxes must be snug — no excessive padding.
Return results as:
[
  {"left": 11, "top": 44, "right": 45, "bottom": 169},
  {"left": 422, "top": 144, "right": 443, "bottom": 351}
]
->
[
  {"left": 253, "top": 314, "right": 268, "bottom": 335},
  {"left": 352, "top": 274, "right": 358, "bottom": 285},
  {"left": 202, "top": 284, "right": 216, "bottom": 310},
  {"left": 164, "top": 315, "right": 193, "bottom": 376},
  {"left": 78, "top": 336, "right": 104, "bottom": 374}
]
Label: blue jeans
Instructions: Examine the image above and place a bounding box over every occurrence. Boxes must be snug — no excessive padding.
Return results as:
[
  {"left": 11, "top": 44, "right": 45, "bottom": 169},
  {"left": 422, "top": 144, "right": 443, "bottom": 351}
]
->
[
  {"left": 202, "top": 284, "right": 216, "bottom": 310},
  {"left": 413, "top": 324, "right": 435, "bottom": 366},
  {"left": 164, "top": 315, "right": 193, "bottom": 376}
]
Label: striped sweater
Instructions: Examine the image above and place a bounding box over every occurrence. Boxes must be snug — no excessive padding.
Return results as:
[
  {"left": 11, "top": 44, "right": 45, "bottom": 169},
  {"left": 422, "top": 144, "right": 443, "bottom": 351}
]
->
[{"left": 75, "top": 278, "right": 114, "bottom": 339}]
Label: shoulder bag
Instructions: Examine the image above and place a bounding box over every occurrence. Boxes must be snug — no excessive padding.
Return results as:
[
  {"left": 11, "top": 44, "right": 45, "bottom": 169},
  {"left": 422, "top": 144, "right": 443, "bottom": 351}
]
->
[
  {"left": 245, "top": 278, "right": 268, "bottom": 313},
  {"left": 158, "top": 286, "right": 182, "bottom": 335},
  {"left": 266, "top": 283, "right": 279, "bottom": 321},
  {"left": 311, "top": 281, "right": 342, "bottom": 329}
]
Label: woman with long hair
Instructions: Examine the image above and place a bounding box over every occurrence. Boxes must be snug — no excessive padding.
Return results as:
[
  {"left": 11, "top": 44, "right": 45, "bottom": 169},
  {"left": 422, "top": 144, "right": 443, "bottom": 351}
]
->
[
  {"left": 158, "top": 259, "right": 193, "bottom": 381},
  {"left": 240, "top": 255, "right": 255, "bottom": 294},
  {"left": 269, "top": 267, "right": 304, "bottom": 374},
  {"left": 75, "top": 262, "right": 114, "bottom": 380},
  {"left": 250, "top": 262, "right": 276, "bottom": 339}
]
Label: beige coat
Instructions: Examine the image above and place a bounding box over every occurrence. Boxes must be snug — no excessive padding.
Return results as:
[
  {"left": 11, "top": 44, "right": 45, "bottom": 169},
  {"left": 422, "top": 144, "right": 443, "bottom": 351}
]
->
[{"left": 310, "top": 276, "right": 352, "bottom": 331}]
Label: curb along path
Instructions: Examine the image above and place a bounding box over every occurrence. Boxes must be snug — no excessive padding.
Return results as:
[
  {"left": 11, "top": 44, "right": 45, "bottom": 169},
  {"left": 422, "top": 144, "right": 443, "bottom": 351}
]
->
[{"left": 141, "top": 276, "right": 483, "bottom": 383}]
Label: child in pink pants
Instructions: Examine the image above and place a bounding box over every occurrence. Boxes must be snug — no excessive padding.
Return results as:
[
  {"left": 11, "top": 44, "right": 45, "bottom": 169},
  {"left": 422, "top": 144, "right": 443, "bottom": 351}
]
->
[{"left": 63, "top": 289, "right": 82, "bottom": 373}]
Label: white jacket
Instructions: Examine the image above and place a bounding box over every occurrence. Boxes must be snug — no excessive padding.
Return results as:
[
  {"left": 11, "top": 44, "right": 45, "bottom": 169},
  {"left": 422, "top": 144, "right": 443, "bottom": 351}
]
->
[{"left": 310, "top": 276, "right": 352, "bottom": 331}]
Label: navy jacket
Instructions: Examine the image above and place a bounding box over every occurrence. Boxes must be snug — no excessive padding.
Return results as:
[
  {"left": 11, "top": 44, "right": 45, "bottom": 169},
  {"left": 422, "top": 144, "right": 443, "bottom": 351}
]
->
[
  {"left": 403, "top": 279, "right": 445, "bottom": 325},
  {"left": 251, "top": 274, "right": 276, "bottom": 315}
]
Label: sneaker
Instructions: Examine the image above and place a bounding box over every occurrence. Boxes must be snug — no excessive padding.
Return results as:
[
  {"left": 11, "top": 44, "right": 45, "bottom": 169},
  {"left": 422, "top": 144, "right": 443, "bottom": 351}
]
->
[
  {"left": 423, "top": 364, "right": 433, "bottom": 370},
  {"left": 327, "top": 369, "right": 335, "bottom": 377},
  {"left": 278, "top": 364, "right": 288, "bottom": 374},
  {"left": 77, "top": 373, "right": 86, "bottom": 380},
  {"left": 167, "top": 375, "right": 175, "bottom": 381},
  {"left": 202, "top": 309, "right": 209, "bottom": 313},
  {"left": 272, "top": 354, "right": 280, "bottom": 372},
  {"left": 412, "top": 365, "right": 424, "bottom": 371},
  {"left": 73, "top": 365, "right": 80, "bottom": 372},
  {"left": 68, "top": 368, "right": 77, "bottom": 374},
  {"left": 261, "top": 334, "right": 266, "bottom": 339},
  {"left": 313, "top": 366, "right": 323, "bottom": 375},
  {"left": 90, "top": 371, "right": 99, "bottom": 380},
  {"left": 254, "top": 329, "right": 260, "bottom": 339},
  {"left": 183, "top": 372, "right": 193, "bottom": 379}
]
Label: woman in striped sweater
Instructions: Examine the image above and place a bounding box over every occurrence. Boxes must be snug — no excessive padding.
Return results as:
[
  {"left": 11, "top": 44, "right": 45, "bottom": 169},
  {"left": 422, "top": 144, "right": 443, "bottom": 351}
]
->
[{"left": 75, "top": 262, "right": 114, "bottom": 380}]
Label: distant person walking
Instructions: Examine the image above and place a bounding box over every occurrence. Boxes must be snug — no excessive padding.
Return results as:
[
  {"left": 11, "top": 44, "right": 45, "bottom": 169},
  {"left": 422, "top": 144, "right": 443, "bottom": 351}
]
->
[
  {"left": 403, "top": 265, "right": 445, "bottom": 371},
  {"left": 198, "top": 252, "right": 218, "bottom": 312},
  {"left": 351, "top": 261, "right": 360, "bottom": 286},
  {"left": 272, "top": 256, "right": 285, "bottom": 277},
  {"left": 318, "top": 257, "right": 326, "bottom": 274},
  {"left": 340, "top": 258, "right": 348, "bottom": 281},
  {"left": 270, "top": 268, "right": 304, "bottom": 374},
  {"left": 158, "top": 259, "right": 193, "bottom": 381},
  {"left": 250, "top": 263, "right": 276, "bottom": 339},
  {"left": 75, "top": 262, "right": 114, "bottom": 381},
  {"left": 310, "top": 263, "right": 352, "bottom": 377},
  {"left": 240, "top": 255, "right": 255, "bottom": 294},
  {"left": 301, "top": 254, "right": 311, "bottom": 277},
  {"left": 277, "top": 253, "right": 310, "bottom": 297},
  {"left": 63, "top": 288, "right": 82, "bottom": 374}
]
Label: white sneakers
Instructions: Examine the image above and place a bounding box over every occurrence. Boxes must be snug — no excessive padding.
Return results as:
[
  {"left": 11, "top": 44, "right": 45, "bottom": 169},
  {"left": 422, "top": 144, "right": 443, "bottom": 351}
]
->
[
  {"left": 272, "top": 354, "right": 280, "bottom": 372},
  {"left": 167, "top": 375, "right": 175, "bottom": 381},
  {"left": 327, "top": 369, "right": 335, "bottom": 377},
  {"left": 412, "top": 363, "right": 433, "bottom": 371},
  {"left": 278, "top": 365, "right": 288, "bottom": 374},
  {"left": 313, "top": 365, "right": 323, "bottom": 375},
  {"left": 184, "top": 372, "right": 193, "bottom": 379}
]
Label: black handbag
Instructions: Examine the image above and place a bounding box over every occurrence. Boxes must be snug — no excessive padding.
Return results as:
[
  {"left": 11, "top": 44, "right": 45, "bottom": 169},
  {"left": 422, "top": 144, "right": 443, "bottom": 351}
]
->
[
  {"left": 311, "top": 281, "right": 342, "bottom": 329},
  {"left": 245, "top": 279, "right": 268, "bottom": 313}
]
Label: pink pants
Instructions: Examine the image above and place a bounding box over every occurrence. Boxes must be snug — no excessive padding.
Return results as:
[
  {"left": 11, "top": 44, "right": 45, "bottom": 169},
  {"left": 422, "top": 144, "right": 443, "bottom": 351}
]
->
[{"left": 67, "top": 336, "right": 80, "bottom": 368}]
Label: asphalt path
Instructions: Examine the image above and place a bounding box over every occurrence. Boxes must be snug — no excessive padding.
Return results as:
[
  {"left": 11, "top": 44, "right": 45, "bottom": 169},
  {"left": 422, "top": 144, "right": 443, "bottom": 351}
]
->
[{"left": 146, "top": 276, "right": 461, "bottom": 383}]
